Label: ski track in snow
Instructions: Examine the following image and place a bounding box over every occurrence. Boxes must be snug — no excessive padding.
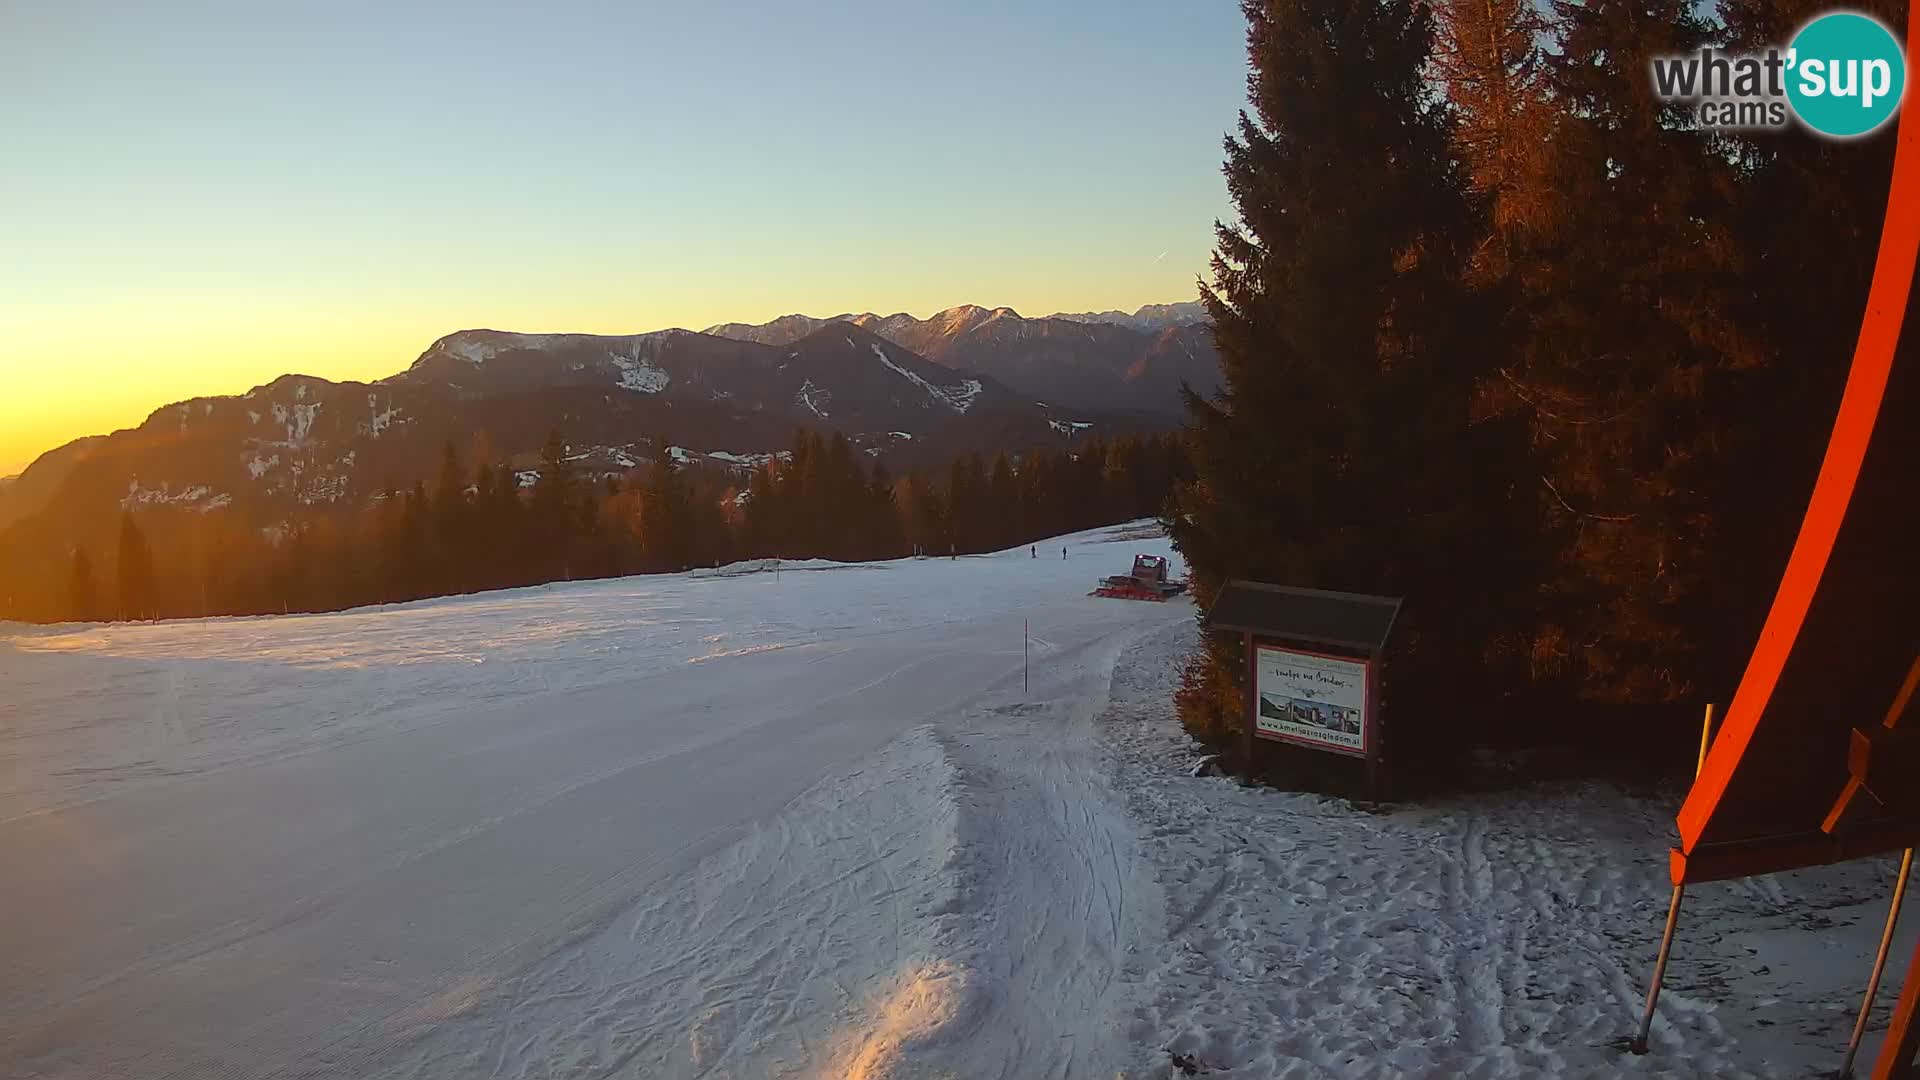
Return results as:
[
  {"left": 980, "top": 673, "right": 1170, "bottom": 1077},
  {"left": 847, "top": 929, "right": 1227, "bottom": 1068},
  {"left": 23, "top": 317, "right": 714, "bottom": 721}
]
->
[
  {"left": 3, "top": 523, "right": 1910, "bottom": 1080},
  {"left": 366, "top": 590, "right": 1165, "bottom": 1080}
]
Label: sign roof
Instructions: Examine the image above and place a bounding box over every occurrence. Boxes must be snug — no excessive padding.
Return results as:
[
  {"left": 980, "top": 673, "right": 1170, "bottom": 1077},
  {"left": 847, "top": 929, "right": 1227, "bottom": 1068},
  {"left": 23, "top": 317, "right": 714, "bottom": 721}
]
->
[{"left": 1203, "top": 579, "right": 1402, "bottom": 655}]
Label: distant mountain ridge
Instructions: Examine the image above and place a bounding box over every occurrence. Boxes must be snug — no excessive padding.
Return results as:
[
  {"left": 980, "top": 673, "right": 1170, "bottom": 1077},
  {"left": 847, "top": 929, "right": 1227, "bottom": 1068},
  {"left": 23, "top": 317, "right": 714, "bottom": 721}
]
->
[
  {"left": 703, "top": 301, "right": 1217, "bottom": 415},
  {"left": 0, "top": 301, "right": 1215, "bottom": 536},
  {"left": 703, "top": 300, "right": 1209, "bottom": 345},
  {"left": 1047, "top": 301, "right": 1210, "bottom": 332}
]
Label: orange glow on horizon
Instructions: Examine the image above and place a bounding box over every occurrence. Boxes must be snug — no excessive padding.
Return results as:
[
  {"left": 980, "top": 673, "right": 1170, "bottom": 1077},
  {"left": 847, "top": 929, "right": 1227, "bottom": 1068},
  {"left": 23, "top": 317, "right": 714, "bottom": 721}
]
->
[{"left": 0, "top": 277, "right": 1202, "bottom": 477}]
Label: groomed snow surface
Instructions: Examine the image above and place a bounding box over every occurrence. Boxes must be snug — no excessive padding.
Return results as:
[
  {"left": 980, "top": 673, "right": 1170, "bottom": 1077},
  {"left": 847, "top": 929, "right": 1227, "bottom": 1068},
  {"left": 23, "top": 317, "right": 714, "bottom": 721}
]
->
[{"left": 0, "top": 522, "right": 1907, "bottom": 1079}]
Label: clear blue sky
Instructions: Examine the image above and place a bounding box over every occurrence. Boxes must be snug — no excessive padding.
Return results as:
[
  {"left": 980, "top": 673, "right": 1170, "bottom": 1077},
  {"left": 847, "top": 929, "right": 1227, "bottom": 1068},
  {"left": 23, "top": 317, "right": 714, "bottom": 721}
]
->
[{"left": 0, "top": 0, "right": 1247, "bottom": 473}]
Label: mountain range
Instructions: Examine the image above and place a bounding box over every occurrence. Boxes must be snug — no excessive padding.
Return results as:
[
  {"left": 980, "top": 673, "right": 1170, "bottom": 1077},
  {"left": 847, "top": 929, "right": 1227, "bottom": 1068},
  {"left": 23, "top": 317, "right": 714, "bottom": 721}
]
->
[
  {"left": 0, "top": 303, "right": 1216, "bottom": 532},
  {"left": 703, "top": 302, "right": 1215, "bottom": 414}
]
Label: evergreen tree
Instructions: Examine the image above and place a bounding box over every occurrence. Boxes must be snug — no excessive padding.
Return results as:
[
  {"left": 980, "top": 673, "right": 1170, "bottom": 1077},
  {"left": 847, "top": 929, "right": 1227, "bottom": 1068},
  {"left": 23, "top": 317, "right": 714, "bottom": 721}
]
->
[
  {"left": 1070, "top": 437, "right": 1107, "bottom": 531},
  {"left": 866, "top": 461, "right": 906, "bottom": 560},
  {"left": 1166, "top": 0, "right": 1495, "bottom": 755},
  {"left": 376, "top": 481, "right": 409, "bottom": 601},
  {"left": 1496, "top": 0, "right": 1757, "bottom": 702},
  {"left": 433, "top": 440, "right": 469, "bottom": 593},
  {"left": 68, "top": 546, "right": 98, "bottom": 622},
  {"left": 787, "top": 430, "right": 822, "bottom": 554},
  {"left": 1432, "top": 0, "right": 1556, "bottom": 274},
  {"left": 533, "top": 431, "right": 577, "bottom": 579},
  {"left": 987, "top": 452, "right": 1019, "bottom": 551},
  {"left": 896, "top": 471, "right": 945, "bottom": 555},
  {"left": 946, "top": 453, "right": 986, "bottom": 552},
  {"left": 640, "top": 454, "right": 691, "bottom": 571},
  {"left": 824, "top": 432, "right": 860, "bottom": 560},
  {"left": 576, "top": 486, "right": 608, "bottom": 579},
  {"left": 741, "top": 464, "right": 778, "bottom": 557},
  {"left": 115, "top": 512, "right": 158, "bottom": 621},
  {"left": 407, "top": 480, "right": 433, "bottom": 595}
]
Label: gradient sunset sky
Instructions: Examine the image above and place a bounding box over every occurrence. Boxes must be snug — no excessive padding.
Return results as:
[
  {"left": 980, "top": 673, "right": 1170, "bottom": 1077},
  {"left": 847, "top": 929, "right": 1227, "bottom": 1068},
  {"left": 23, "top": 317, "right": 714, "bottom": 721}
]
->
[{"left": 2, "top": 1, "right": 1246, "bottom": 476}]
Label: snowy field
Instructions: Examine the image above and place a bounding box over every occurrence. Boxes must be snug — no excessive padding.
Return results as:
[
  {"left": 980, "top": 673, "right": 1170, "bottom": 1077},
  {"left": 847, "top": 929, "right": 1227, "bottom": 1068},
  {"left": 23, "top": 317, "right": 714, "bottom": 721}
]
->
[
  {"left": 0, "top": 521, "right": 1908, "bottom": 1079},
  {"left": 1101, "top": 619, "right": 1913, "bottom": 1079}
]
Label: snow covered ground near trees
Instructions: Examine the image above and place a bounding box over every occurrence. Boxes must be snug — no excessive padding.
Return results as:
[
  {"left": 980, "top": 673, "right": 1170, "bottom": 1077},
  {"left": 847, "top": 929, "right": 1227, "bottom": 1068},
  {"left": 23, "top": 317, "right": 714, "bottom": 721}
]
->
[
  {"left": 1104, "top": 618, "right": 1915, "bottom": 1080},
  {"left": 0, "top": 521, "right": 1908, "bottom": 1079}
]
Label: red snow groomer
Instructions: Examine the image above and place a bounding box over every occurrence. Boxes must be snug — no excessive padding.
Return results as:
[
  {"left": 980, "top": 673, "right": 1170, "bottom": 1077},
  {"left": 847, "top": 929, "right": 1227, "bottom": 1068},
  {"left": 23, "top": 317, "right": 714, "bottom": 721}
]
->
[{"left": 1092, "top": 554, "right": 1187, "bottom": 601}]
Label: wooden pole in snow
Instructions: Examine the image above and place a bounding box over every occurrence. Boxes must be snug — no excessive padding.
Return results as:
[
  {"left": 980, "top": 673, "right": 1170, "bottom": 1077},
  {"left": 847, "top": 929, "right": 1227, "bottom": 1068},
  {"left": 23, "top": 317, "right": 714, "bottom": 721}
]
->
[
  {"left": 1841, "top": 847, "right": 1914, "bottom": 1078},
  {"left": 1634, "top": 703, "right": 1719, "bottom": 1054}
]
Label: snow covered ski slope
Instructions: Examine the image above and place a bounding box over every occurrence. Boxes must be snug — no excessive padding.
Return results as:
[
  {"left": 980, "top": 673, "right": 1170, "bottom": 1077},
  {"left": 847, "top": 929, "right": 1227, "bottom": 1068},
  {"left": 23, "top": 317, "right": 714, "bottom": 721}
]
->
[
  {"left": 2, "top": 520, "right": 1908, "bottom": 1078},
  {"left": 0, "top": 523, "right": 1184, "bottom": 1079}
]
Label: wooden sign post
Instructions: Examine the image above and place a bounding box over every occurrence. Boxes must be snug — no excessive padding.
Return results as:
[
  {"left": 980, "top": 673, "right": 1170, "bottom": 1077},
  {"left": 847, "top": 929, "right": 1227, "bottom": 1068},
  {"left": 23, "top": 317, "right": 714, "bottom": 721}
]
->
[{"left": 1204, "top": 580, "right": 1401, "bottom": 801}]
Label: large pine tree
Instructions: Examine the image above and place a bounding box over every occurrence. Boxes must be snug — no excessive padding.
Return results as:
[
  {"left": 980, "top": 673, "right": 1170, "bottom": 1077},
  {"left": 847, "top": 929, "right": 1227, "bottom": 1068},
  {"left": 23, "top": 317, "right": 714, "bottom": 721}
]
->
[
  {"left": 1489, "top": 0, "right": 1758, "bottom": 703},
  {"left": 1167, "top": 0, "right": 1507, "bottom": 766},
  {"left": 1432, "top": 0, "right": 1555, "bottom": 275}
]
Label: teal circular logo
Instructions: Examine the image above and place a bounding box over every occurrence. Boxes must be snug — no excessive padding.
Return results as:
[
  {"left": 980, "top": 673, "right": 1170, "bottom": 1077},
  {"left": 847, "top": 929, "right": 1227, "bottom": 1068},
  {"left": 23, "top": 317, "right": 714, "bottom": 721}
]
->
[{"left": 1786, "top": 12, "right": 1907, "bottom": 138}]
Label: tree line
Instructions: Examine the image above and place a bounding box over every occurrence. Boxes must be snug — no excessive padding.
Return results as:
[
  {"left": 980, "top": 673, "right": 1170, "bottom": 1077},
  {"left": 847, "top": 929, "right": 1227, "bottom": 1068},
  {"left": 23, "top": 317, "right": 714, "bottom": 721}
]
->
[
  {"left": 1168, "top": 0, "right": 1901, "bottom": 786},
  {"left": 47, "top": 430, "right": 1188, "bottom": 623}
]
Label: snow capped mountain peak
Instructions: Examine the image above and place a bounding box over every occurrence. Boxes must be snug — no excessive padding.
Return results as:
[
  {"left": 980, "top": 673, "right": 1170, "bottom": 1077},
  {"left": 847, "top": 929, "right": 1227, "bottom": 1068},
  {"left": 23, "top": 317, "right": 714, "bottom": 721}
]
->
[
  {"left": 1047, "top": 301, "right": 1208, "bottom": 332},
  {"left": 700, "top": 314, "right": 839, "bottom": 346},
  {"left": 421, "top": 329, "right": 539, "bottom": 367},
  {"left": 931, "top": 305, "right": 997, "bottom": 336}
]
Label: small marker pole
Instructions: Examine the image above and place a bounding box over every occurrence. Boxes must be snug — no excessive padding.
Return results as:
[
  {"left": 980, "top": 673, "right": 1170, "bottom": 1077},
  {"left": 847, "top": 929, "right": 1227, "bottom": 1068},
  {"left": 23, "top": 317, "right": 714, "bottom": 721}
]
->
[{"left": 1839, "top": 847, "right": 1915, "bottom": 1079}]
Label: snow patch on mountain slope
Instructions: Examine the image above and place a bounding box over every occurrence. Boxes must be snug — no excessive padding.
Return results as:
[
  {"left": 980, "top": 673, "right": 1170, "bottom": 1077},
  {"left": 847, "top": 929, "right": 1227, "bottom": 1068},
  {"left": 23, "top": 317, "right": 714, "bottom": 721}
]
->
[
  {"left": 663, "top": 448, "right": 784, "bottom": 472},
  {"left": 121, "top": 480, "right": 230, "bottom": 512},
  {"left": 610, "top": 340, "right": 670, "bottom": 394},
  {"left": 297, "top": 471, "right": 351, "bottom": 506},
  {"left": 268, "top": 401, "right": 322, "bottom": 445},
  {"left": 705, "top": 450, "right": 780, "bottom": 468},
  {"left": 367, "top": 394, "right": 401, "bottom": 436},
  {"left": 870, "top": 344, "right": 981, "bottom": 413},
  {"left": 796, "top": 379, "right": 832, "bottom": 418}
]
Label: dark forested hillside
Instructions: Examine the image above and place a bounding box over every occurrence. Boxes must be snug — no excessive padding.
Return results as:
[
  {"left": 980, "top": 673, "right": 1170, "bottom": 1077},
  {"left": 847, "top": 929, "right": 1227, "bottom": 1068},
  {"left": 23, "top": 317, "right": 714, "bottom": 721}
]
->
[{"left": 0, "top": 432, "right": 1188, "bottom": 624}]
